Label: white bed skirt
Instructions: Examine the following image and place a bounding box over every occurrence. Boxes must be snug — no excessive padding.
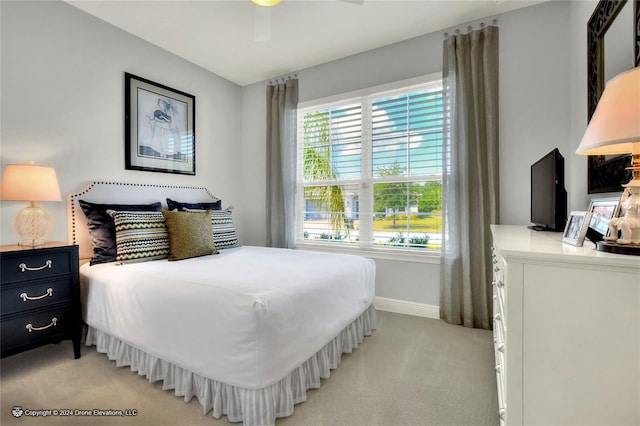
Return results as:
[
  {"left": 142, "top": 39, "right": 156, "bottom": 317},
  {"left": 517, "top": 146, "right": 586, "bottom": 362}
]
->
[{"left": 85, "top": 304, "right": 377, "bottom": 425}]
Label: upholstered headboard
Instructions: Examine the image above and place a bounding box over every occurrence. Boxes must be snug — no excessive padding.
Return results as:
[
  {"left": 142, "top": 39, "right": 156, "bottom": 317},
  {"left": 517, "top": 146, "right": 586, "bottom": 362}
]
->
[{"left": 67, "top": 181, "right": 219, "bottom": 264}]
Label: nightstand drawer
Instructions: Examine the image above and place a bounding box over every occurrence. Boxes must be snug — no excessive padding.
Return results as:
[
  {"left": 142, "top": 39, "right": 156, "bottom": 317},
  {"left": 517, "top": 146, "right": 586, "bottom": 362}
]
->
[
  {"left": 1, "top": 278, "right": 72, "bottom": 315},
  {"left": 1, "top": 250, "right": 72, "bottom": 283},
  {"left": 1, "top": 306, "right": 73, "bottom": 353}
]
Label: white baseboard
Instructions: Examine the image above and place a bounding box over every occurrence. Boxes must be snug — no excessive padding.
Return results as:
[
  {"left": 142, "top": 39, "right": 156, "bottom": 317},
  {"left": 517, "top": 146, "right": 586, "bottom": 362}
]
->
[{"left": 374, "top": 297, "right": 440, "bottom": 319}]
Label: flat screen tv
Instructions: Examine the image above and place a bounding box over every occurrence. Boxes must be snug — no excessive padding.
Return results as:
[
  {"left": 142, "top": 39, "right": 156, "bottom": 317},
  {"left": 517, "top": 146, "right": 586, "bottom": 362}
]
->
[{"left": 529, "top": 148, "right": 567, "bottom": 232}]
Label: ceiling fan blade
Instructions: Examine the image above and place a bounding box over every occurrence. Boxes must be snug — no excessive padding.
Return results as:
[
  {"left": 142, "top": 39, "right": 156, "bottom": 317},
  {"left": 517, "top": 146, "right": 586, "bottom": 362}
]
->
[{"left": 253, "top": 6, "right": 271, "bottom": 42}]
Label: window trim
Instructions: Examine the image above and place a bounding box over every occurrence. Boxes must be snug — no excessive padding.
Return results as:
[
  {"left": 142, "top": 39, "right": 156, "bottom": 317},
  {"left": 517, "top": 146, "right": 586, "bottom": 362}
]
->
[
  {"left": 295, "top": 241, "right": 441, "bottom": 264},
  {"left": 296, "top": 72, "right": 444, "bottom": 255},
  {"left": 297, "top": 73, "right": 442, "bottom": 110}
]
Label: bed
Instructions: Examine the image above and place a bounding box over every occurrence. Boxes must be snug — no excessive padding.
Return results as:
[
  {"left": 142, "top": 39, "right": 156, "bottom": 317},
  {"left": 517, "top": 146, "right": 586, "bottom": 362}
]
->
[{"left": 68, "top": 181, "right": 376, "bottom": 425}]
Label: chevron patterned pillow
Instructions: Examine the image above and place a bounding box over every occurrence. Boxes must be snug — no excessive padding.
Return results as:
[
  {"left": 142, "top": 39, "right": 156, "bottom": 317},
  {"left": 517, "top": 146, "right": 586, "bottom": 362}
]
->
[
  {"left": 107, "top": 210, "right": 169, "bottom": 264},
  {"left": 210, "top": 207, "right": 240, "bottom": 249}
]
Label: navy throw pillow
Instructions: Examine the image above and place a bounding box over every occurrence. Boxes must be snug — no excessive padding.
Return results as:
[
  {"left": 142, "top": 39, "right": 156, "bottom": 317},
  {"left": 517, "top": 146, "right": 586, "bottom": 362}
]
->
[{"left": 166, "top": 198, "right": 222, "bottom": 211}]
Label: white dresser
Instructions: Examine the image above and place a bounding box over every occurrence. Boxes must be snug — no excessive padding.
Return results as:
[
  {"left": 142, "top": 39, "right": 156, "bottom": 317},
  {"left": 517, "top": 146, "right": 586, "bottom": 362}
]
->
[{"left": 490, "top": 225, "right": 640, "bottom": 426}]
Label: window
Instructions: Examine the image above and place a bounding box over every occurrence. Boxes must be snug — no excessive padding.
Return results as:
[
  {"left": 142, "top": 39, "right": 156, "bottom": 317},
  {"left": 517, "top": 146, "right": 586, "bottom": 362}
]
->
[{"left": 296, "top": 74, "right": 443, "bottom": 253}]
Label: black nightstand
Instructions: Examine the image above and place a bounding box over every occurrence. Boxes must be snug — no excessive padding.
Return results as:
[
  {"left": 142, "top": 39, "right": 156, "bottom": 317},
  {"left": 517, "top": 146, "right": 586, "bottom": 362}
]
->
[{"left": 1, "top": 242, "right": 81, "bottom": 359}]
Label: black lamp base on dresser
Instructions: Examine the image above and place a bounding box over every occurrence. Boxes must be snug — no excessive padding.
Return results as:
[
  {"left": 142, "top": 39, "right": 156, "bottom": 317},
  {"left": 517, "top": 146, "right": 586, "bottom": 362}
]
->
[{"left": 596, "top": 241, "right": 640, "bottom": 256}]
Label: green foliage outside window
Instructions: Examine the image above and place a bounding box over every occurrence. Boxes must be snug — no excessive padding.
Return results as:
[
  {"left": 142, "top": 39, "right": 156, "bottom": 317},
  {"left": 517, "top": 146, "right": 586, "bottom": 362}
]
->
[{"left": 302, "top": 111, "right": 349, "bottom": 237}]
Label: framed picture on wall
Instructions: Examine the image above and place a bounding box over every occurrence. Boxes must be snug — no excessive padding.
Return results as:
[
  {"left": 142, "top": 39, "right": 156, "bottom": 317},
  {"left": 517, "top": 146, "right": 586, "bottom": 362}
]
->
[
  {"left": 562, "top": 211, "right": 591, "bottom": 247},
  {"left": 125, "top": 73, "right": 196, "bottom": 175}
]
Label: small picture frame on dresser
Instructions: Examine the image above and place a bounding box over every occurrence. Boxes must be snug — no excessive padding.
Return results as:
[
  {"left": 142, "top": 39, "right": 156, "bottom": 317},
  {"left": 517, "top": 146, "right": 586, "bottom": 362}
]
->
[
  {"left": 585, "top": 196, "right": 622, "bottom": 243},
  {"left": 562, "top": 211, "right": 591, "bottom": 247}
]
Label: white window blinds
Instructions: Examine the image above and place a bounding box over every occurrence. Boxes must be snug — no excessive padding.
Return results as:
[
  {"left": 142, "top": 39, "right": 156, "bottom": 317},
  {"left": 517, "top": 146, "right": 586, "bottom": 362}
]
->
[{"left": 297, "top": 75, "right": 443, "bottom": 252}]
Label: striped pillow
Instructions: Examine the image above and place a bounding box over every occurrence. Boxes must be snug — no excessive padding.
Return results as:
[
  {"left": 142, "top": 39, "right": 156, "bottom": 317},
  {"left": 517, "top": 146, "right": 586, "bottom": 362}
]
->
[
  {"left": 185, "top": 207, "right": 239, "bottom": 249},
  {"left": 107, "top": 210, "right": 169, "bottom": 264},
  {"left": 210, "top": 208, "right": 239, "bottom": 249}
]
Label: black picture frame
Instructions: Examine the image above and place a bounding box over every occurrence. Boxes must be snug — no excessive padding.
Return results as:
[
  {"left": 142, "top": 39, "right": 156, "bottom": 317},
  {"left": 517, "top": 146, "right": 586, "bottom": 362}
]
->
[
  {"left": 125, "top": 73, "right": 196, "bottom": 175},
  {"left": 586, "top": 0, "right": 639, "bottom": 193}
]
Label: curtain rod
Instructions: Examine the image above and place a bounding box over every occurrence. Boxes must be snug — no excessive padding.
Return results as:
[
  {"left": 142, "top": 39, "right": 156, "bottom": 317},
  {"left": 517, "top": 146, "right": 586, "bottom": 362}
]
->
[
  {"left": 444, "top": 19, "right": 498, "bottom": 38},
  {"left": 268, "top": 73, "right": 298, "bottom": 85}
]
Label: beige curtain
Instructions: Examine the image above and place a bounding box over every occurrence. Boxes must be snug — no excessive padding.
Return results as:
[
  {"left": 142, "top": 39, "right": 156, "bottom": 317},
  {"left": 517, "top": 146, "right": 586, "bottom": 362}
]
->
[
  {"left": 440, "top": 26, "right": 499, "bottom": 329},
  {"left": 266, "top": 79, "right": 298, "bottom": 248}
]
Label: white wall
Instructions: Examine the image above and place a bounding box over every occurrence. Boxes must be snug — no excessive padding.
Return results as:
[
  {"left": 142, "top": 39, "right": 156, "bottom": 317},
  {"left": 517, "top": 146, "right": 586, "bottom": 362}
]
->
[
  {"left": 0, "top": 0, "right": 243, "bottom": 245},
  {"left": 240, "top": 1, "right": 576, "bottom": 306}
]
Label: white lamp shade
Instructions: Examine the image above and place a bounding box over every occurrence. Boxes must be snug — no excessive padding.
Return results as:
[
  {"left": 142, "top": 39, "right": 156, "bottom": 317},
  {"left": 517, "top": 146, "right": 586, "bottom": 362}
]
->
[
  {"left": 576, "top": 66, "right": 640, "bottom": 156},
  {"left": 0, "top": 164, "right": 62, "bottom": 202}
]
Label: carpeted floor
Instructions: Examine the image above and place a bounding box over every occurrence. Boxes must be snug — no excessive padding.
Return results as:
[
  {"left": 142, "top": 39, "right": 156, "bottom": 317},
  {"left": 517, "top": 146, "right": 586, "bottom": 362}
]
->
[{"left": 1, "top": 311, "right": 498, "bottom": 426}]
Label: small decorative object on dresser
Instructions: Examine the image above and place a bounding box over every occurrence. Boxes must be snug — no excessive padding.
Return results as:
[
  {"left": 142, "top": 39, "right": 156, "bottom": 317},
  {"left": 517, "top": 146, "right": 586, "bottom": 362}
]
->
[
  {"left": 585, "top": 196, "right": 621, "bottom": 243},
  {"left": 0, "top": 243, "right": 81, "bottom": 359},
  {"left": 561, "top": 211, "right": 590, "bottom": 246}
]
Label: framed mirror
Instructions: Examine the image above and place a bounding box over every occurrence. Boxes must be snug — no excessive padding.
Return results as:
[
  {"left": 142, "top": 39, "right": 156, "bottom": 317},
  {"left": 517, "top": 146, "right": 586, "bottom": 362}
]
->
[{"left": 586, "top": 0, "right": 639, "bottom": 193}]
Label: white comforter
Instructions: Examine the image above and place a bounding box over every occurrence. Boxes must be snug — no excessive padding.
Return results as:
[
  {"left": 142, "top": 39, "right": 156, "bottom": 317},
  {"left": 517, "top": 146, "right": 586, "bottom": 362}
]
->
[{"left": 80, "top": 246, "right": 375, "bottom": 389}]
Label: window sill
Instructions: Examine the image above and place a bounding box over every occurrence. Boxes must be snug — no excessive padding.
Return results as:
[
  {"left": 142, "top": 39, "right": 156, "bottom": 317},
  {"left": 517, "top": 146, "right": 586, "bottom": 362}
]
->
[{"left": 295, "top": 242, "right": 441, "bottom": 264}]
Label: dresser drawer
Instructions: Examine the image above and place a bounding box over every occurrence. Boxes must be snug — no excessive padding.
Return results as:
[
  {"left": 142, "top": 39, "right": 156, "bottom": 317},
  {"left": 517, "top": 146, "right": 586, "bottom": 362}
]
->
[
  {"left": 1, "top": 306, "right": 74, "bottom": 353},
  {"left": 1, "top": 250, "right": 72, "bottom": 283},
  {"left": 1, "top": 278, "right": 72, "bottom": 315}
]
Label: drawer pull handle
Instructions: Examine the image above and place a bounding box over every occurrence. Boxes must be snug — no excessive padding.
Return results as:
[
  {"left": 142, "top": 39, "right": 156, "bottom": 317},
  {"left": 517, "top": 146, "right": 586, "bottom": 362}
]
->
[
  {"left": 25, "top": 317, "right": 57, "bottom": 332},
  {"left": 19, "top": 260, "right": 52, "bottom": 272},
  {"left": 20, "top": 288, "right": 53, "bottom": 302},
  {"left": 498, "top": 408, "right": 505, "bottom": 420}
]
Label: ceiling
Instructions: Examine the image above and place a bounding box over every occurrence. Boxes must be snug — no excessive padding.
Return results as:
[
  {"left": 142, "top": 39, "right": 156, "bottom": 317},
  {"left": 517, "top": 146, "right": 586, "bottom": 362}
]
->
[{"left": 65, "top": 0, "right": 544, "bottom": 86}]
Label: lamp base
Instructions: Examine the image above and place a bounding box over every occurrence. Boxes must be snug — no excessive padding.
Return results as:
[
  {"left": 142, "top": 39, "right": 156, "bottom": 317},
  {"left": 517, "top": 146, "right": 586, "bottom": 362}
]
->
[
  {"left": 596, "top": 241, "right": 640, "bottom": 256},
  {"left": 18, "top": 240, "right": 46, "bottom": 248},
  {"left": 15, "top": 202, "right": 49, "bottom": 247}
]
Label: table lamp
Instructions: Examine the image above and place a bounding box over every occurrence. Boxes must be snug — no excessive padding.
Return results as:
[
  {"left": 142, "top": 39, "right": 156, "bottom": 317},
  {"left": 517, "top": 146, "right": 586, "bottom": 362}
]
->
[
  {"left": 0, "top": 162, "right": 62, "bottom": 246},
  {"left": 576, "top": 66, "right": 640, "bottom": 255}
]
